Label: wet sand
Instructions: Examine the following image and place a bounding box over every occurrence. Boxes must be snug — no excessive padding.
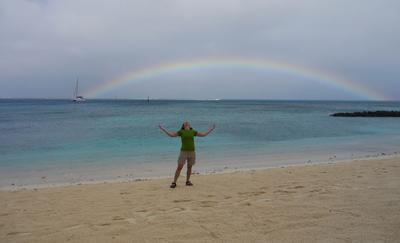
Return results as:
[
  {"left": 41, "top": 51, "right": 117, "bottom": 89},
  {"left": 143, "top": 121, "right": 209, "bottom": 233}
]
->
[{"left": 1, "top": 157, "right": 399, "bottom": 242}]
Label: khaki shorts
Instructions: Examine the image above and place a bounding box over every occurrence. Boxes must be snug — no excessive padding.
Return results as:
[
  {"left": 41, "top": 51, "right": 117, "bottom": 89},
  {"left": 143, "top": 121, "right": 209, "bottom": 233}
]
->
[{"left": 178, "top": 151, "right": 196, "bottom": 166}]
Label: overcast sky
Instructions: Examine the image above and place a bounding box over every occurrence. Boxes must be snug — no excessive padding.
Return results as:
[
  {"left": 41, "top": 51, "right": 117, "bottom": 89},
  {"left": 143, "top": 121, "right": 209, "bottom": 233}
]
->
[{"left": 0, "top": 0, "right": 399, "bottom": 100}]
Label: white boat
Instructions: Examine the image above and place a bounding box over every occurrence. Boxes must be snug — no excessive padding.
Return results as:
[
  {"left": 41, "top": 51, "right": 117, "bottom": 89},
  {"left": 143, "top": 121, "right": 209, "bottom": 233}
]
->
[{"left": 73, "top": 78, "right": 85, "bottom": 102}]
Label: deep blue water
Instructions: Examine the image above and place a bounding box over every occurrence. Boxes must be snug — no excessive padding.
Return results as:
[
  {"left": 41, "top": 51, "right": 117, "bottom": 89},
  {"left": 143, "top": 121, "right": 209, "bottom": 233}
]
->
[{"left": 1, "top": 99, "right": 400, "bottom": 187}]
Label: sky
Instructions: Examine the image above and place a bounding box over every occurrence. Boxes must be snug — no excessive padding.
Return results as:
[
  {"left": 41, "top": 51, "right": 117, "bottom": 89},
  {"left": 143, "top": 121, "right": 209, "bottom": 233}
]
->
[{"left": 0, "top": 0, "right": 399, "bottom": 100}]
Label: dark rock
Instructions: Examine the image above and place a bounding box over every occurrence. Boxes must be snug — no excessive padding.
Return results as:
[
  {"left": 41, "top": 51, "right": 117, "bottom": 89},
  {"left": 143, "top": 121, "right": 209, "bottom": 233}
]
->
[{"left": 331, "top": 111, "right": 400, "bottom": 117}]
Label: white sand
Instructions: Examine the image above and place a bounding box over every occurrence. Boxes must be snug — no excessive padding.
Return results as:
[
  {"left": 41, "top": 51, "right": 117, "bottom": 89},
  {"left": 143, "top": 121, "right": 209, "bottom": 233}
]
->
[{"left": 1, "top": 157, "right": 399, "bottom": 242}]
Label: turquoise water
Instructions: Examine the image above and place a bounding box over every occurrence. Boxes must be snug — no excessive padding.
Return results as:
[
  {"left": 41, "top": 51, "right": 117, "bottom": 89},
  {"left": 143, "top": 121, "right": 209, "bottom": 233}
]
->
[{"left": 1, "top": 99, "right": 400, "bottom": 187}]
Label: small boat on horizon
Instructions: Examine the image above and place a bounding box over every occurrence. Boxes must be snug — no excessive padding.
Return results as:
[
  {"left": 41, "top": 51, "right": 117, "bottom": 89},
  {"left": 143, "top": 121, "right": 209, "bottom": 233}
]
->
[{"left": 73, "top": 77, "right": 85, "bottom": 102}]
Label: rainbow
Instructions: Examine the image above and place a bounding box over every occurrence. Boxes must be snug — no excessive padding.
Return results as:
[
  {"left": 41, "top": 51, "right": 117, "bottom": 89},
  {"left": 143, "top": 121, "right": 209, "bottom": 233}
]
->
[{"left": 84, "top": 57, "right": 388, "bottom": 100}]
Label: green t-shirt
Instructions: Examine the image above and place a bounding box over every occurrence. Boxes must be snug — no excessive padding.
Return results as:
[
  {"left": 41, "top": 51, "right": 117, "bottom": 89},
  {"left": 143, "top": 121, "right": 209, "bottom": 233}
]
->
[{"left": 177, "top": 129, "right": 198, "bottom": 151}]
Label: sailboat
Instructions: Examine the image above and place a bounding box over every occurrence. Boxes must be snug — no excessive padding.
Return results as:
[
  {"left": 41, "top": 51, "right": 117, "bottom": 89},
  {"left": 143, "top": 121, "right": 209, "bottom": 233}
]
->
[{"left": 73, "top": 77, "right": 85, "bottom": 102}]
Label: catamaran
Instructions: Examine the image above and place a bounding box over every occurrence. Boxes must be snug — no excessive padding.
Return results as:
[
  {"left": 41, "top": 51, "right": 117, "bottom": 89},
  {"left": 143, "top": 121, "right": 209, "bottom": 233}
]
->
[{"left": 73, "top": 78, "right": 85, "bottom": 102}]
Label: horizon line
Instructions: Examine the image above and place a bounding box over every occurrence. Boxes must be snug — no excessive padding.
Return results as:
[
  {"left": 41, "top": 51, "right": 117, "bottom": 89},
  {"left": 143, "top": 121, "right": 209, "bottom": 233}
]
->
[{"left": 1, "top": 97, "right": 399, "bottom": 102}]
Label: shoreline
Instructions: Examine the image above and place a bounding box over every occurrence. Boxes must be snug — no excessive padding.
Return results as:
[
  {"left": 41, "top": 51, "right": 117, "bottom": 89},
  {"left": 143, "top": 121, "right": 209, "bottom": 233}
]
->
[{"left": 2, "top": 151, "right": 399, "bottom": 192}]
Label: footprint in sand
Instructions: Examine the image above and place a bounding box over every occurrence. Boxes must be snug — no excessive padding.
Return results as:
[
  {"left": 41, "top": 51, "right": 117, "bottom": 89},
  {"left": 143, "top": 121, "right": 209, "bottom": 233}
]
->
[
  {"left": 373, "top": 167, "right": 388, "bottom": 175},
  {"left": 240, "top": 201, "right": 252, "bottom": 206},
  {"left": 125, "top": 218, "right": 137, "bottom": 224},
  {"left": 135, "top": 210, "right": 158, "bottom": 221},
  {"left": 173, "top": 199, "right": 192, "bottom": 203},
  {"left": 64, "top": 224, "right": 83, "bottom": 230},
  {"left": 290, "top": 185, "right": 304, "bottom": 189},
  {"left": 309, "top": 188, "right": 331, "bottom": 195},
  {"left": 273, "top": 189, "right": 297, "bottom": 194},
  {"left": 7, "top": 231, "right": 32, "bottom": 236},
  {"left": 98, "top": 223, "right": 111, "bottom": 226},
  {"left": 200, "top": 225, "right": 220, "bottom": 239},
  {"left": 168, "top": 207, "right": 186, "bottom": 213},
  {"left": 238, "top": 191, "right": 266, "bottom": 197},
  {"left": 256, "top": 198, "right": 272, "bottom": 203},
  {"left": 199, "top": 200, "right": 218, "bottom": 207},
  {"left": 331, "top": 209, "right": 361, "bottom": 218},
  {"left": 112, "top": 216, "right": 125, "bottom": 221}
]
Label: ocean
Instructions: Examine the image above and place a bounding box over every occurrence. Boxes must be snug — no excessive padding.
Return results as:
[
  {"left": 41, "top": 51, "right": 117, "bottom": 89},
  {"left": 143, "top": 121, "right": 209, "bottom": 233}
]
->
[{"left": 1, "top": 99, "right": 400, "bottom": 188}]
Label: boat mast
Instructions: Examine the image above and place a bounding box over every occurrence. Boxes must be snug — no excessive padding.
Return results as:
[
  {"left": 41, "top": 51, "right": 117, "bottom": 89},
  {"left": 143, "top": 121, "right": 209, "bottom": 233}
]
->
[{"left": 75, "top": 77, "right": 79, "bottom": 98}]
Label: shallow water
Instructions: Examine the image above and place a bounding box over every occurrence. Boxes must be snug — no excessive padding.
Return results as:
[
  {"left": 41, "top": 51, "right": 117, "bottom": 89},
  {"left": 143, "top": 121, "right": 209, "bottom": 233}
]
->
[{"left": 1, "top": 99, "right": 399, "bottom": 187}]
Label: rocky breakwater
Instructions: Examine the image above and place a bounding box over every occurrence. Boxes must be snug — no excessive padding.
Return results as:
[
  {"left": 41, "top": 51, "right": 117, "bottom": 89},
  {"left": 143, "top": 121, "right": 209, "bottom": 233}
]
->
[{"left": 331, "top": 111, "right": 400, "bottom": 117}]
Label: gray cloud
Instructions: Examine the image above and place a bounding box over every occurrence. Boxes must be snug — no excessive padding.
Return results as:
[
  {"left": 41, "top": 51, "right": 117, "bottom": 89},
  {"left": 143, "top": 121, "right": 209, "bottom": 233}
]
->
[{"left": 0, "top": 0, "right": 399, "bottom": 99}]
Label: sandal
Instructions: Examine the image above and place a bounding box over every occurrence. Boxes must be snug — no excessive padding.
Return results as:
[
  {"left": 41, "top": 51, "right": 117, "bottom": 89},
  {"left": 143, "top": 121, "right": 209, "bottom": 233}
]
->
[
  {"left": 170, "top": 182, "right": 177, "bottom": 188},
  {"left": 186, "top": 181, "right": 193, "bottom": 186}
]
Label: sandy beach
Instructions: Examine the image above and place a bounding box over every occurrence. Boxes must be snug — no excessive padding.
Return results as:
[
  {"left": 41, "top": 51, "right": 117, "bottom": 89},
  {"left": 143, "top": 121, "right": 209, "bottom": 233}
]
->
[{"left": 1, "top": 157, "right": 399, "bottom": 243}]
